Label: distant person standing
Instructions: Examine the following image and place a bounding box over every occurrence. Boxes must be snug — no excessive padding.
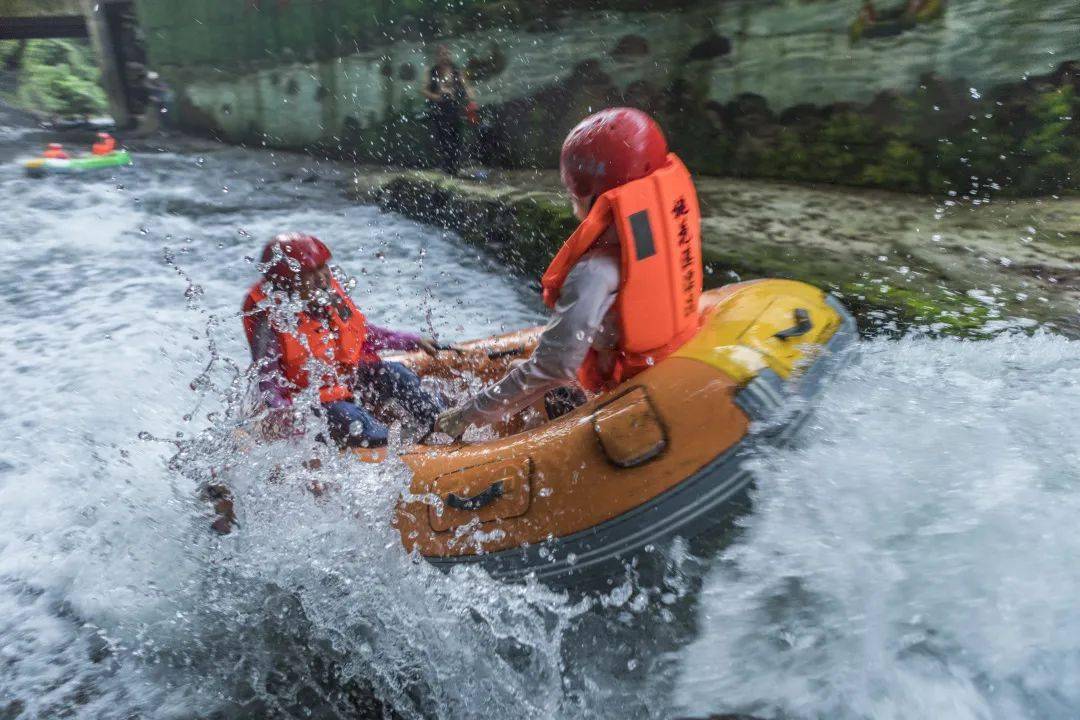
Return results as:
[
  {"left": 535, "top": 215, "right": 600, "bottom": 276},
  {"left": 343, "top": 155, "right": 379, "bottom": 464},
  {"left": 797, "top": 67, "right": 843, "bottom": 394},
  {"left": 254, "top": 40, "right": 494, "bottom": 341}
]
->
[
  {"left": 421, "top": 44, "right": 477, "bottom": 176},
  {"left": 131, "top": 67, "right": 171, "bottom": 135}
]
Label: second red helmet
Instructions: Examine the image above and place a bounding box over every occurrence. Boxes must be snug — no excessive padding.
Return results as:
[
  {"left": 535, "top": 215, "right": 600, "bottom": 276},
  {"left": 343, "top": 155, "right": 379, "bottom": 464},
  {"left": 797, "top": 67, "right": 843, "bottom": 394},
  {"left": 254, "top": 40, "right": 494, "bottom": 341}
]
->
[
  {"left": 260, "top": 232, "right": 331, "bottom": 286},
  {"left": 559, "top": 107, "right": 669, "bottom": 200}
]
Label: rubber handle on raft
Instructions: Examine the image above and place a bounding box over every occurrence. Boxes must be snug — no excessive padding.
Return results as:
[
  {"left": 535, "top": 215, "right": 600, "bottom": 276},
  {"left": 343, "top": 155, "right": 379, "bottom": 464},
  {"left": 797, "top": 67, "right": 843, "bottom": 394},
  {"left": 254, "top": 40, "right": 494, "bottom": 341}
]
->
[
  {"left": 435, "top": 343, "right": 523, "bottom": 360},
  {"left": 445, "top": 481, "right": 504, "bottom": 511},
  {"left": 774, "top": 308, "right": 813, "bottom": 340}
]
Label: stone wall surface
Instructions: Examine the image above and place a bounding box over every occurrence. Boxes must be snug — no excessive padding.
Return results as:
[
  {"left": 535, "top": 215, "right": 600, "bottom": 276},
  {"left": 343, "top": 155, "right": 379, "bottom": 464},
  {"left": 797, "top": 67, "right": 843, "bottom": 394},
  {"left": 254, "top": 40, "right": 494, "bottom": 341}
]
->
[
  {"left": 135, "top": 0, "right": 1080, "bottom": 194},
  {"left": 356, "top": 167, "right": 1080, "bottom": 336},
  {"left": 0, "top": 0, "right": 82, "bottom": 16}
]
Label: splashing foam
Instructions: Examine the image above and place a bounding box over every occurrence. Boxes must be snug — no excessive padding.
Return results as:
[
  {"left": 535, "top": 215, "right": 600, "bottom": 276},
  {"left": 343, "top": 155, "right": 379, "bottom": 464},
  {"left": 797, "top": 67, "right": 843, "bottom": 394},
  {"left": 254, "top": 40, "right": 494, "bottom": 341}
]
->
[{"left": 676, "top": 332, "right": 1080, "bottom": 720}]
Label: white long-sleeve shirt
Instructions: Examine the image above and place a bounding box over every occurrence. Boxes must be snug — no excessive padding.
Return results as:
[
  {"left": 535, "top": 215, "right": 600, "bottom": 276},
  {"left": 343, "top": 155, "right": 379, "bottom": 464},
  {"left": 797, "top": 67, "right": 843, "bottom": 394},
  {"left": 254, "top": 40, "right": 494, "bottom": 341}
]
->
[{"left": 451, "top": 245, "right": 621, "bottom": 427}]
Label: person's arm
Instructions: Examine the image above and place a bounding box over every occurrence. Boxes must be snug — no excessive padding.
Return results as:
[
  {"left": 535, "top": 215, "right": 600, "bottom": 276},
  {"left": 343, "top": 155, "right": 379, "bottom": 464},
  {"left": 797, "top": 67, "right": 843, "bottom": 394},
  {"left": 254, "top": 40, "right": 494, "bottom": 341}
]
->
[
  {"left": 437, "top": 248, "right": 620, "bottom": 434},
  {"left": 249, "top": 310, "right": 291, "bottom": 410},
  {"left": 463, "top": 76, "right": 478, "bottom": 102},
  {"left": 364, "top": 323, "right": 422, "bottom": 352},
  {"left": 421, "top": 67, "right": 442, "bottom": 101}
]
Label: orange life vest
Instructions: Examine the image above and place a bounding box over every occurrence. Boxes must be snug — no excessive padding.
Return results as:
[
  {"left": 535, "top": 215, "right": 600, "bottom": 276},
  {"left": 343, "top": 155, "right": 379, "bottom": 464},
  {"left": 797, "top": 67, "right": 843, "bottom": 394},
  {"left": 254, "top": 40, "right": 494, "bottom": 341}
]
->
[
  {"left": 92, "top": 135, "right": 116, "bottom": 155},
  {"left": 242, "top": 278, "right": 377, "bottom": 404},
  {"left": 43, "top": 145, "right": 68, "bottom": 159},
  {"left": 541, "top": 153, "right": 703, "bottom": 392}
]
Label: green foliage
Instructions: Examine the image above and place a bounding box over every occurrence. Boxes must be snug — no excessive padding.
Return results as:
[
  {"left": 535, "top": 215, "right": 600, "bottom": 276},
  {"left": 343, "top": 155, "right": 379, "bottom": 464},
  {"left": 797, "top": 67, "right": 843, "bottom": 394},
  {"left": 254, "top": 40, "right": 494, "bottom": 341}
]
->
[
  {"left": 749, "top": 128, "right": 809, "bottom": 180},
  {"left": 0, "top": 40, "right": 24, "bottom": 68},
  {"left": 8, "top": 39, "right": 107, "bottom": 117},
  {"left": 1017, "top": 86, "right": 1080, "bottom": 193},
  {"left": 860, "top": 140, "right": 923, "bottom": 191},
  {"left": 804, "top": 111, "right": 881, "bottom": 181},
  {"left": 712, "top": 71, "right": 1080, "bottom": 197}
]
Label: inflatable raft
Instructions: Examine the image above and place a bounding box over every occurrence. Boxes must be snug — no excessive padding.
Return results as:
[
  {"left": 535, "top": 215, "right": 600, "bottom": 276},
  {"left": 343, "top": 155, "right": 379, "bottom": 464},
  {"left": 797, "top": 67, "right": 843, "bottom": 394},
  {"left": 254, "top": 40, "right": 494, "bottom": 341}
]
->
[
  {"left": 392, "top": 279, "right": 856, "bottom": 586},
  {"left": 23, "top": 150, "right": 132, "bottom": 177}
]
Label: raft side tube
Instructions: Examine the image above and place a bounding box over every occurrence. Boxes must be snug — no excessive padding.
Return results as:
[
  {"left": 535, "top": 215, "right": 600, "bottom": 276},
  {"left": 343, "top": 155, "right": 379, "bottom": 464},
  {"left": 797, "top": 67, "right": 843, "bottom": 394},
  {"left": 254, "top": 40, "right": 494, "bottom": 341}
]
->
[
  {"left": 423, "top": 297, "right": 855, "bottom": 586},
  {"left": 395, "top": 279, "right": 857, "bottom": 585},
  {"left": 22, "top": 150, "right": 132, "bottom": 176}
]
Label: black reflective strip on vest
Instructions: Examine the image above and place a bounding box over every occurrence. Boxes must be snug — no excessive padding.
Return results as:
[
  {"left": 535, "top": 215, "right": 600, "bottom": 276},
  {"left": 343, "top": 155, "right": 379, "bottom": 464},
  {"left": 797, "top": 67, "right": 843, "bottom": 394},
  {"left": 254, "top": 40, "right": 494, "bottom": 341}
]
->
[{"left": 628, "top": 210, "right": 656, "bottom": 261}]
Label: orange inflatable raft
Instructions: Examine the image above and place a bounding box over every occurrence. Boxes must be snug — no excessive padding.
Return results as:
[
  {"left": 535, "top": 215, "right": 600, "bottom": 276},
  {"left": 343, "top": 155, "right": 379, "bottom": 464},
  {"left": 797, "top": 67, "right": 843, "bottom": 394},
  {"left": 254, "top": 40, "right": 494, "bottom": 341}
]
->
[{"left": 391, "top": 279, "right": 856, "bottom": 586}]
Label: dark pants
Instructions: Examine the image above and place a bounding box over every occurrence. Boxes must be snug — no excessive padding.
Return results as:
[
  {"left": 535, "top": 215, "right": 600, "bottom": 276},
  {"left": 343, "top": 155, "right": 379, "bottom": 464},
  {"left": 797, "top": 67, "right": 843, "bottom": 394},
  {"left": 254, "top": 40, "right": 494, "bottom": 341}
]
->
[
  {"left": 322, "top": 361, "right": 443, "bottom": 448},
  {"left": 429, "top": 100, "right": 463, "bottom": 175}
]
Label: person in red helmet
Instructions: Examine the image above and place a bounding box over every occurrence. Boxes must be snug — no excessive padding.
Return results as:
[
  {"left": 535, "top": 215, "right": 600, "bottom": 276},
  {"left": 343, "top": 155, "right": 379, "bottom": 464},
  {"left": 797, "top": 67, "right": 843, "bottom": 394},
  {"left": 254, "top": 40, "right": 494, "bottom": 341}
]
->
[
  {"left": 42, "top": 143, "right": 69, "bottom": 159},
  {"left": 91, "top": 132, "right": 116, "bottom": 155},
  {"left": 435, "top": 107, "right": 702, "bottom": 438},
  {"left": 242, "top": 233, "right": 444, "bottom": 449}
]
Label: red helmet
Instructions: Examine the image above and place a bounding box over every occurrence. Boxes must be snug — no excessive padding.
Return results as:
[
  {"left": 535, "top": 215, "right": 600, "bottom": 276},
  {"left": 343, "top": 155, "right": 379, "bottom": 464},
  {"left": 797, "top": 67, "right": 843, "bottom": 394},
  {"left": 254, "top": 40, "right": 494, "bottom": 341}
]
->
[
  {"left": 260, "top": 233, "right": 331, "bottom": 286},
  {"left": 559, "top": 107, "right": 668, "bottom": 199}
]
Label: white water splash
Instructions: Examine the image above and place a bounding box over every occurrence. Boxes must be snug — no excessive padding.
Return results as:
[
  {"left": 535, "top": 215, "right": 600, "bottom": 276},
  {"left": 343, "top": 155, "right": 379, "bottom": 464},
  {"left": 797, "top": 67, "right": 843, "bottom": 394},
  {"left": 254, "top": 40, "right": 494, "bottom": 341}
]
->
[{"left": 676, "top": 333, "right": 1080, "bottom": 720}]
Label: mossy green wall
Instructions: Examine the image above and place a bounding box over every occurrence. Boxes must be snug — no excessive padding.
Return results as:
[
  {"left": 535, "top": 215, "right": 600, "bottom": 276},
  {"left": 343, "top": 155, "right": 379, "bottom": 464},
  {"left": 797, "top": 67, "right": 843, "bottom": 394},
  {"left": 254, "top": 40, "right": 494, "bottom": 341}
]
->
[{"left": 135, "top": 0, "right": 1080, "bottom": 195}]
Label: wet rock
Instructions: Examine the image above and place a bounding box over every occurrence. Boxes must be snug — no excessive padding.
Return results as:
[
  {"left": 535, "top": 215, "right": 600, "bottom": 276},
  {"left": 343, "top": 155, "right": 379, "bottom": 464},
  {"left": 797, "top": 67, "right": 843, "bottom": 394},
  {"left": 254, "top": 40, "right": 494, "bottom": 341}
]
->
[
  {"left": 367, "top": 167, "right": 1080, "bottom": 336},
  {"left": 863, "top": 89, "right": 904, "bottom": 126},
  {"left": 686, "top": 33, "right": 732, "bottom": 61},
  {"left": 777, "top": 102, "right": 826, "bottom": 126},
  {"left": 1, "top": 699, "right": 26, "bottom": 720},
  {"left": 612, "top": 34, "right": 650, "bottom": 58},
  {"left": 466, "top": 44, "right": 508, "bottom": 82},
  {"left": 726, "top": 93, "right": 775, "bottom": 134},
  {"left": 525, "top": 13, "right": 562, "bottom": 33},
  {"left": 621, "top": 80, "right": 663, "bottom": 113},
  {"left": 570, "top": 58, "right": 610, "bottom": 85},
  {"left": 397, "top": 62, "right": 416, "bottom": 81}
]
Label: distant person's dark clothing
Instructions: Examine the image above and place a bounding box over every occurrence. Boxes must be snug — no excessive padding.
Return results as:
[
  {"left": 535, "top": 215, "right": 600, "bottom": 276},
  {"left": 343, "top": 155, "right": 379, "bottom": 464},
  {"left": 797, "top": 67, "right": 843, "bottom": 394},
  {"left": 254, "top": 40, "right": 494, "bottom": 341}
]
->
[{"left": 426, "top": 64, "right": 469, "bottom": 175}]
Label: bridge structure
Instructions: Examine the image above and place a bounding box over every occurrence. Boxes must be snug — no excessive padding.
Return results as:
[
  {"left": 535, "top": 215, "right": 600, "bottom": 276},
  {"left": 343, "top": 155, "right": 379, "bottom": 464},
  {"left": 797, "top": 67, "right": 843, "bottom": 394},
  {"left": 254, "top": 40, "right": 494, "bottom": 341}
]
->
[{"left": 0, "top": 0, "right": 141, "bottom": 126}]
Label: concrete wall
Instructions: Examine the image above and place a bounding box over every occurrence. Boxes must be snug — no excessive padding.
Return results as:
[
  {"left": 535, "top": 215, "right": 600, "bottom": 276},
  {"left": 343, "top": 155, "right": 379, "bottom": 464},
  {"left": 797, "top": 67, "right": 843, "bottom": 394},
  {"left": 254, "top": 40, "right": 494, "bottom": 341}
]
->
[
  {"left": 135, "top": 0, "right": 1080, "bottom": 194},
  {"left": 0, "top": 0, "right": 82, "bottom": 15}
]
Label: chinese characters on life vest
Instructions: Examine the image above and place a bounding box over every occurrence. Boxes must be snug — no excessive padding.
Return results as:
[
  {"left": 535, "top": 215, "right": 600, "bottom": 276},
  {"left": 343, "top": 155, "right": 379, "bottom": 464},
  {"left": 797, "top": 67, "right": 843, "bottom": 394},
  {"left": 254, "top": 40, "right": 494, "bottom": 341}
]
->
[{"left": 672, "top": 197, "right": 697, "bottom": 318}]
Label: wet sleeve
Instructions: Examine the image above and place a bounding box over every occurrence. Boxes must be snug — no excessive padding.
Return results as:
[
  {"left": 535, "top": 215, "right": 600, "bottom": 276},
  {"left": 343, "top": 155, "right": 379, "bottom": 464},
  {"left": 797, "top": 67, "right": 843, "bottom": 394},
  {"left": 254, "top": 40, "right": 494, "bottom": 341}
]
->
[
  {"left": 249, "top": 311, "right": 291, "bottom": 409},
  {"left": 453, "top": 250, "right": 620, "bottom": 426},
  {"left": 364, "top": 324, "right": 422, "bottom": 352}
]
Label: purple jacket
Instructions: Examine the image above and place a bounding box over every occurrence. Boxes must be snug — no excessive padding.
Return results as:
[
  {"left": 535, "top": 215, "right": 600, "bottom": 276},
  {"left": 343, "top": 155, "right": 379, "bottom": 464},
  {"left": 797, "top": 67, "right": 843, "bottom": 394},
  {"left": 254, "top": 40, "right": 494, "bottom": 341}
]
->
[{"left": 248, "top": 310, "right": 422, "bottom": 408}]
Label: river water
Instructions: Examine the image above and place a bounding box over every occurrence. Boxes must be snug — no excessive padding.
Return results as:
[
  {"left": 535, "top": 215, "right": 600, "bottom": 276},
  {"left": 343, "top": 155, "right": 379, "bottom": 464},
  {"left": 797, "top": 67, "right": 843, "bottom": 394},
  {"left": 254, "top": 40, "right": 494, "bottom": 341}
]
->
[{"left": 2, "top": 104, "right": 1080, "bottom": 720}]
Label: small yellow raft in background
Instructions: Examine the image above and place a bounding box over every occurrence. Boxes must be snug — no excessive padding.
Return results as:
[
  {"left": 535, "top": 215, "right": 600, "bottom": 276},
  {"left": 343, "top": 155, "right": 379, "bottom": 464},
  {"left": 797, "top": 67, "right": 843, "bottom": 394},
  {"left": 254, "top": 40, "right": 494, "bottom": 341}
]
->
[{"left": 392, "top": 279, "right": 857, "bottom": 586}]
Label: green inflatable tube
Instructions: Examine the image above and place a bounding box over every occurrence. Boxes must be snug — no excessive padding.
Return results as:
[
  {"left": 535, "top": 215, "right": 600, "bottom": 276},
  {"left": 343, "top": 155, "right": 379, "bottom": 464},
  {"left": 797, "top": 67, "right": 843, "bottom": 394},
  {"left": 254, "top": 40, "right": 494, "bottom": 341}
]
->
[{"left": 23, "top": 150, "right": 133, "bottom": 177}]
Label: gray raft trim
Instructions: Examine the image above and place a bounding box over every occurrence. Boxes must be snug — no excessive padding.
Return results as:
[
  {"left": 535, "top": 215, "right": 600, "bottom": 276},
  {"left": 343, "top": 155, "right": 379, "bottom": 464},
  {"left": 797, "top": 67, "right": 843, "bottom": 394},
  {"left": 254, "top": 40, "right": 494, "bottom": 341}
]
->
[{"left": 429, "top": 297, "right": 858, "bottom": 583}]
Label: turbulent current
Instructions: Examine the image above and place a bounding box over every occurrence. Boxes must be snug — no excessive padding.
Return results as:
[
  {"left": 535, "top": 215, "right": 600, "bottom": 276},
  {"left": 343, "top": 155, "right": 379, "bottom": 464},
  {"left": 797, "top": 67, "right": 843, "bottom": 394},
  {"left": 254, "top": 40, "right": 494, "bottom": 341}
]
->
[{"left": 3, "top": 108, "right": 1080, "bottom": 720}]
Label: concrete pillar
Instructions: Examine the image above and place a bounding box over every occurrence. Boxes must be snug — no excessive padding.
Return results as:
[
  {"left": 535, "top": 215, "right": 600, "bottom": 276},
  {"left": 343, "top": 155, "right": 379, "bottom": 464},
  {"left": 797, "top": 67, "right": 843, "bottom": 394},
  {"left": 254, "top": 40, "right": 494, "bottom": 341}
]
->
[{"left": 78, "top": 0, "right": 131, "bottom": 127}]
